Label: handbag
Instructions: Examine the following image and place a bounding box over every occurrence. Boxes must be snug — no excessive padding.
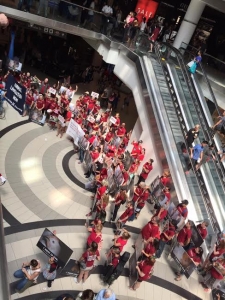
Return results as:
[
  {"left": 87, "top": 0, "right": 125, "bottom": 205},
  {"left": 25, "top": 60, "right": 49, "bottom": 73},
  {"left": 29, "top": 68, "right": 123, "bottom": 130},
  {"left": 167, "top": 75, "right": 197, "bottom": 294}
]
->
[
  {"left": 43, "top": 264, "right": 57, "bottom": 280},
  {"left": 187, "top": 60, "right": 194, "bottom": 68},
  {"left": 189, "top": 62, "right": 197, "bottom": 74}
]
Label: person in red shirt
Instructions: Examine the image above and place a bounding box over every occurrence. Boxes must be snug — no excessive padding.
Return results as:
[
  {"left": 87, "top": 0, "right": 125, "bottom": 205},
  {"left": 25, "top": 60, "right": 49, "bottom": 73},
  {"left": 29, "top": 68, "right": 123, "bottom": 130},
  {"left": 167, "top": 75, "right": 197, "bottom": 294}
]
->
[
  {"left": 117, "top": 201, "right": 134, "bottom": 226},
  {"left": 137, "top": 159, "right": 154, "bottom": 185},
  {"left": 200, "top": 257, "right": 225, "bottom": 291},
  {"left": 148, "top": 23, "right": 161, "bottom": 53},
  {"left": 140, "top": 216, "right": 160, "bottom": 244},
  {"left": 132, "top": 182, "right": 145, "bottom": 203},
  {"left": 39, "top": 78, "right": 49, "bottom": 95},
  {"left": 155, "top": 220, "right": 177, "bottom": 258},
  {"left": 87, "top": 98, "right": 96, "bottom": 115},
  {"left": 175, "top": 200, "right": 189, "bottom": 220},
  {"left": 129, "top": 257, "right": 156, "bottom": 290},
  {"left": 141, "top": 239, "right": 159, "bottom": 259},
  {"left": 160, "top": 170, "right": 171, "bottom": 187},
  {"left": 86, "top": 224, "right": 103, "bottom": 248},
  {"left": 75, "top": 242, "right": 100, "bottom": 284},
  {"left": 35, "top": 95, "right": 45, "bottom": 115},
  {"left": 121, "top": 169, "right": 129, "bottom": 186},
  {"left": 197, "top": 221, "right": 209, "bottom": 240},
  {"left": 113, "top": 230, "right": 130, "bottom": 253},
  {"left": 105, "top": 128, "right": 114, "bottom": 144},
  {"left": 177, "top": 220, "right": 192, "bottom": 250},
  {"left": 130, "top": 140, "right": 143, "bottom": 159},
  {"left": 128, "top": 159, "right": 140, "bottom": 176},
  {"left": 111, "top": 190, "right": 128, "bottom": 222},
  {"left": 116, "top": 123, "right": 126, "bottom": 138},
  {"left": 135, "top": 187, "right": 151, "bottom": 218},
  {"left": 137, "top": 148, "right": 145, "bottom": 162},
  {"left": 111, "top": 113, "right": 120, "bottom": 128},
  {"left": 153, "top": 206, "right": 168, "bottom": 222},
  {"left": 159, "top": 186, "right": 171, "bottom": 206},
  {"left": 23, "top": 91, "right": 34, "bottom": 117}
]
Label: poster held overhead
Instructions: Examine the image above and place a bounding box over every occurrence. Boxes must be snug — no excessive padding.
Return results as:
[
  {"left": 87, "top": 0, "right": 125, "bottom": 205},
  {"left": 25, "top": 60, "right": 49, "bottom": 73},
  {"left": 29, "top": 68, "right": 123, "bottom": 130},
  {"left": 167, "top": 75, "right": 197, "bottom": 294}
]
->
[
  {"left": 36, "top": 228, "right": 73, "bottom": 267},
  {"left": 66, "top": 119, "right": 85, "bottom": 146},
  {"left": 5, "top": 74, "right": 26, "bottom": 115}
]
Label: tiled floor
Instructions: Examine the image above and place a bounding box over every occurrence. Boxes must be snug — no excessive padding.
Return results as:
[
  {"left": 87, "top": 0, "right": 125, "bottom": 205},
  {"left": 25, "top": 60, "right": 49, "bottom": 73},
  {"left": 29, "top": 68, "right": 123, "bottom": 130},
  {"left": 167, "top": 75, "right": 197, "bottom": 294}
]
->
[{"left": 0, "top": 84, "right": 210, "bottom": 300}]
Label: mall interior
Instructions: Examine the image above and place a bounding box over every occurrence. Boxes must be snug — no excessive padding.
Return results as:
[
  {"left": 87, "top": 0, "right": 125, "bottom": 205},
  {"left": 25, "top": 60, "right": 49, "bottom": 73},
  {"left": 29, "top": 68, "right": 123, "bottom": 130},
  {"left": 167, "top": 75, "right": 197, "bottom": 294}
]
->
[{"left": 1, "top": 0, "right": 225, "bottom": 299}]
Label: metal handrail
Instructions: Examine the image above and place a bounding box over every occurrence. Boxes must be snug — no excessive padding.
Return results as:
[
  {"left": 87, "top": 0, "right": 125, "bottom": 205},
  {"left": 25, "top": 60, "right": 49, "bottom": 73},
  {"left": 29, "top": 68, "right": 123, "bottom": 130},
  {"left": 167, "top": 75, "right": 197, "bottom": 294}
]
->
[{"left": 0, "top": 197, "right": 11, "bottom": 299}]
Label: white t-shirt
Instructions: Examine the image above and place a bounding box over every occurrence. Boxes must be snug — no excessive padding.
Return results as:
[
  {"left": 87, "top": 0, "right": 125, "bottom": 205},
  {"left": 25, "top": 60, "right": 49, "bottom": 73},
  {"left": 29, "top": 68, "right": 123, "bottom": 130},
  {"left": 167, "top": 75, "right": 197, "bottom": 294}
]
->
[
  {"left": 88, "top": 1, "right": 95, "bottom": 15},
  {"left": 140, "top": 22, "right": 146, "bottom": 32},
  {"left": 102, "top": 5, "right": 113, "bottom": 15}
]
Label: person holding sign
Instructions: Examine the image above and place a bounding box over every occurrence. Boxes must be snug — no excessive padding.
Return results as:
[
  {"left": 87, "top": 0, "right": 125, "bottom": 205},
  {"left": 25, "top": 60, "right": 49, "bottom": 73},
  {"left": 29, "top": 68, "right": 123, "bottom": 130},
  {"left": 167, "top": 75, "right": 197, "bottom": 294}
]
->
[
  {"left": 74, "top": 242, "right": 100, "bottom": 284},
  {"left": 177, "top": 220, "right": 192, "bottom": 250},
  {"left": 129, "top": 257, "right": 156, "bottom": 291}
]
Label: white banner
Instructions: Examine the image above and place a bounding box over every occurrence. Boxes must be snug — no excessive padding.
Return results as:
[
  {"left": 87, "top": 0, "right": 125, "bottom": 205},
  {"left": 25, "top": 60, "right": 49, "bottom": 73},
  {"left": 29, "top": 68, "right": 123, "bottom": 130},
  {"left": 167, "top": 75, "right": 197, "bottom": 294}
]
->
[
  {"left": 91, "top": 91, "right": 99, "bottom": 99},
  {"left": 110, "top": 116, "right": 116, "bottom": 124},
  {"left": 66, "top": 119, "right": 85, "bottom": 145},
  {"left": 49, "top": 87, "right": 56, "bottom": 95}
]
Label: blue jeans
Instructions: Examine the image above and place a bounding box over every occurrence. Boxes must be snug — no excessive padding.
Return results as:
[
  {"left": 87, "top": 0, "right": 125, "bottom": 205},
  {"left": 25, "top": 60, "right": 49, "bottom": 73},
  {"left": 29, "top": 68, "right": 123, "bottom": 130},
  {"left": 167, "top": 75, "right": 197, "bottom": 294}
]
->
[
  {"left": 14, "top": 269, "right": 28, "bottom": 291},
  {"left": 155, "top": 239, "right": 167, "bottom": 258},
  {"left": 79, "top": 149, "right": 85, "bottom": 162}
]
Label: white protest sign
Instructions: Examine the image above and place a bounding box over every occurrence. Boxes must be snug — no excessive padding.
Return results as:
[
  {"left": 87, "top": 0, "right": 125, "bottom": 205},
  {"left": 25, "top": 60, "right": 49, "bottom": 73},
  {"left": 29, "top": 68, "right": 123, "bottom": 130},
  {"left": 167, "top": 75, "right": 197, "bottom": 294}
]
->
[
  {"left": 91, "top": 91, "right": 99, "bottom": 99},
  {"left": 87, "top": 115, "right": 95, "bottom": 123},
  {"left": 49, "top": 87, "right": 56, "bottom": 95},
  {"left": 66, "top": 119, "right": 85, "bottom": 145},
  {"left": 58, "top": 115, "right": 65, "bottom": 124},
  {"left": 110, "top": 116, "right": 117, "bottom": 124}
]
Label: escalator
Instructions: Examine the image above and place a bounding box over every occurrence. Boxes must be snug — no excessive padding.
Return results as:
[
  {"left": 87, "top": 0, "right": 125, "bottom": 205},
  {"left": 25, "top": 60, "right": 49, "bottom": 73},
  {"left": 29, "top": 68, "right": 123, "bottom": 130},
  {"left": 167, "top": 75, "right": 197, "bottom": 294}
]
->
[{"left": 146, "top": 55, "right": 213, "bottom": 231}]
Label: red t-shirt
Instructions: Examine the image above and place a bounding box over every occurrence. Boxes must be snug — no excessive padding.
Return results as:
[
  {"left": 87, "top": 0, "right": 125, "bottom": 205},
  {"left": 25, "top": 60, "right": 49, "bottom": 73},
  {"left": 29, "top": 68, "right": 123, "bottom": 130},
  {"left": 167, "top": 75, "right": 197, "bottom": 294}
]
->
[
  {"left": 129, "top": 162, "right": 138, "bottom": 174},
  {"left": 144, "top": 242, "right": 156, "bottom": 256},
  {"left": 133, "top": 187, "right": 143, "bottom": 202},
  {"left": 138, "top": 261, "right": 153, "bottom": 281},
  {"left": 82, "top": 249, "right": 100, "bottom": 268},
  {"left": 177, "top": 227, "right": 192, "bottom": 245},
  {"left": 111, "top": 256, "right": 120, "bottom": 267},
  {"left": 117, "top": 127, "right": 126, "bottom": 137},
  {"left": 88, "top": 99, "right": 95, "bottom": 110},
  {"left": 119, "top": 207, "right": 134, "bottom": 223},
  {"left": 36, "top": 98, "right": 45, "bottom": 109},
  {"left": 160, "top": 176, "right": 170, "bottom": 186},
  {"left": 123, "top": 171, "right": 129, "bottom": 184},
  {"left": 160, "top": 228, "right": 175, "bottom": 242},
  {"left": 210, "top": 247, "right": 225, "bottom": 260},
  {"left": 61, "top": 98, "right": 69, "bottom": 109},
  {"left": 141, "top": 222, "right": 160, "bottom": 240},
  {"left": 87, "top": 229, "right": 102, "bottom": 246},
  {"left": 187, "top": 248, "right": 201, "bottom": 264},
  {"left": 131, "top": 142, "right": 142, "bottom": 158},
  {"left": 140, "top": 162, "right": 153, "bottom": 179},
  {"left": 210, "top": 266, "right": 224, "bottom": 280},
  {"left": 89, "top": 136, "right": 96, "bottom": 145},
  {"left": 105, "top": 132, "right": 113, "bottom": 143},
  {"left": 154, "top": 209, "right": 168, "bottom": 220},
  {"left": 49, "top": 101, "right": 57, "bottom": 110},
  {"left": 97, "top": 186, "right": 107, "bottom": 200},
  {"left": 100, "top": 115, "right": 108, "bottom": 123},
  {"left": 137, "top": 153, "right": 145, "bottom": 161},
  {"left": 197, "top": 224, "right": 208, "bottom": 240},
  {"left": 25, "top": 95, "right": 34, "bottom": 105},
  {"left": 91, "top": 151, "right": 99, "bottom": 161},
  {"left": 45, "top": 98, "right": 52, "bottom": 110},
  {"left": 117, "top": 147, "right": 125, "bottom": 156},
  {"left": 164, "top": 191, "right": 171, "bottom": 203},
  {"left": 177, "top": 205, "right": 188, "bottom": 218},
  {"left": 115, "top": 237, "right": 127, "bottom": 252}
]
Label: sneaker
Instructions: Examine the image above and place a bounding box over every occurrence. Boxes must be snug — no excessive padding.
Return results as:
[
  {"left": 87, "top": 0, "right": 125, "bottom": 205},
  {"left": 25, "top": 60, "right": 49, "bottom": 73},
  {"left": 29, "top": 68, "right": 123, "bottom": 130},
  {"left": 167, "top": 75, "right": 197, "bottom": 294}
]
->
[{"left": 74, "top": 277, "right": 78, "bottom": 283}]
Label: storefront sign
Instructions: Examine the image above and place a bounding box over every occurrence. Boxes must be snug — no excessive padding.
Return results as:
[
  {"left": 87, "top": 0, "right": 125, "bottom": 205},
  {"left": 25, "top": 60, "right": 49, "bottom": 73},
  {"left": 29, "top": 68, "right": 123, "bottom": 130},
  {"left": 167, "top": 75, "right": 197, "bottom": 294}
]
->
[
  {"left": 5, "top": 74, "right": 26, "bottom": 115},
  {"left": 135, "top": 0, "right": 158, "bottom": 21}
]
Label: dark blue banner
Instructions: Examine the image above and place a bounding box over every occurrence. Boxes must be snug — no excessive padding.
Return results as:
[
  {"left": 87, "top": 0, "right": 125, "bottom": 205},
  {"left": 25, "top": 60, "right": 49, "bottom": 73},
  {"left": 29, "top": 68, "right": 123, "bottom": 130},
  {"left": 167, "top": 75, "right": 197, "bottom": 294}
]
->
[{"left": 5, "top": 74, "right": 26, "bottom": 115}]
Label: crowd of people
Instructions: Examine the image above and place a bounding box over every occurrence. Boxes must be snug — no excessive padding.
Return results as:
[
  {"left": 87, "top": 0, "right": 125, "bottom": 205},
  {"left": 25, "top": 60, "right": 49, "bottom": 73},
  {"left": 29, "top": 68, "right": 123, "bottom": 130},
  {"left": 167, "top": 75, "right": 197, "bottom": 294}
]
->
[
  {"left": 0, "top": 2, "right": 224, "bottom": 299},
  {"left": 1, "top": 66, "right": 225, "bottom": 297}
]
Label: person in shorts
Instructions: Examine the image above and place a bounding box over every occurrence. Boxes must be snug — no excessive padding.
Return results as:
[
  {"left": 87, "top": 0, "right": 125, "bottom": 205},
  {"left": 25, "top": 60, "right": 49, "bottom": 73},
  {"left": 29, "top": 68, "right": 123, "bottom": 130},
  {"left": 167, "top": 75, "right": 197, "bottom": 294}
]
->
[{"left": 148, "top": 23, "right": 161, "bottom": 53}]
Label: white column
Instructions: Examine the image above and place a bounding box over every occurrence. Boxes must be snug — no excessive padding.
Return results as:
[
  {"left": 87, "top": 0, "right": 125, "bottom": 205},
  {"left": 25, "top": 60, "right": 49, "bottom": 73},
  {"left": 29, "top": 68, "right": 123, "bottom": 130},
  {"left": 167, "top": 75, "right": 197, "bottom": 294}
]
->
[{"left": 173, "top": 0, "right": 205, "bottom": 49}]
